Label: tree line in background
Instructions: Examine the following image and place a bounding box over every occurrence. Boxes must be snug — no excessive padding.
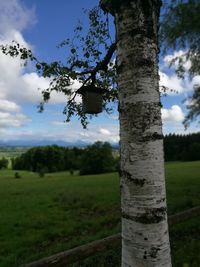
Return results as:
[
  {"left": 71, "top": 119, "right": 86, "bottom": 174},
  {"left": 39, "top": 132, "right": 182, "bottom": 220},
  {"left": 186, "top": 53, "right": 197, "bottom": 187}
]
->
[
  {"left": 1, "top": 132, "right": 199, "bottom": 174},
  {"left": 164, "top": 132, "right": 200, "bottom": 161},
  {"left": 11, "top": 141, "right": 118, "bottom": 175}
]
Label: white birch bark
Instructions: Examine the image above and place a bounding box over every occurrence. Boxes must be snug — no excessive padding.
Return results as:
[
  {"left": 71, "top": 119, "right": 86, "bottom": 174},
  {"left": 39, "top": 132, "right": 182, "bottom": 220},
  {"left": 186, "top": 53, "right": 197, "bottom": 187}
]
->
[{"left": 101, "top": 0, "right": 172, "bottom": 266}]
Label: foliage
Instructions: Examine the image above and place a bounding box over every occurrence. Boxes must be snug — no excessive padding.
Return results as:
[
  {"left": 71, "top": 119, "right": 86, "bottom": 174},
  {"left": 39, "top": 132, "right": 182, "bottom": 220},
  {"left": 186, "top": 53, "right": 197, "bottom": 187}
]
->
[
  {"left": 12, "top": 145, "right": 83, "bottom": 173},
  {"left": 0, "top": 162, "right": 200, "bottom": 267},
  {"left": 0, "top": 7, "right": 117, "bottom": 128},
  {"left": 37, "top": 166, "right": 47, "bottom": 178},
  {"left": 14, "top": 172, "right": 21, "bottom": 179},
  {"left": 12, "top": 142, "right": 117, "bottom": 175},
  {"left": 164, "top": 132, "right": 200, "bottom": 161},
  {"left": 160, "top": 0, "right": 200, "bottom": 127},
  {"left": 0, "top": 157, "right": 9, "bottom": 169},
  {"left": 79, "top": 141, "right": 116, "bottom": 175}
]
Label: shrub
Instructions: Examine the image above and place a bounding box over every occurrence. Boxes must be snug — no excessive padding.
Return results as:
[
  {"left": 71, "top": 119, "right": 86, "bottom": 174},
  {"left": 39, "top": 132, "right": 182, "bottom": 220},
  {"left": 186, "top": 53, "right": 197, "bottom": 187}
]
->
[
  {"left": 69, "top": 169, "right": 74, "bottom": 175},
  {"left": 38, "top": 167, "right": 47, "bottom": 178},
  {"left": 14, "top": 172, "right": 21, "bottom": 179}
]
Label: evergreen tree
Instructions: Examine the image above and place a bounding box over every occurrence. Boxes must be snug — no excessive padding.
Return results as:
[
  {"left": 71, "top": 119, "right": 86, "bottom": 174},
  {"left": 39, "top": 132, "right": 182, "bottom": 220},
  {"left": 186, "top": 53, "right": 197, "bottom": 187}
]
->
[{"left": 164, "top": 132, "right": 200, "bottom": 161}]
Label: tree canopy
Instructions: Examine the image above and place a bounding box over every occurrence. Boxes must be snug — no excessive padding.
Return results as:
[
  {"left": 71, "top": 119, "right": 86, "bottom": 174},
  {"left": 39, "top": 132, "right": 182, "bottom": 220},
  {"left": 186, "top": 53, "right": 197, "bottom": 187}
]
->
[
  {"left": 79, "top": 141, "right": 117, "bottom": 175},
  {"left": 12, "top": 142, "right": 118, "bottom": 175},
  {"left": 160, "top": 0, "right": 200, "bottom": 127}
]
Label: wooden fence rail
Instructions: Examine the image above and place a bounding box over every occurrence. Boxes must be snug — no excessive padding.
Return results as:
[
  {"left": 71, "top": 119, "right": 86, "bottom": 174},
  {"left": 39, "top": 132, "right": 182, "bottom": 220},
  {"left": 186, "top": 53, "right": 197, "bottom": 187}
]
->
[{"left": 20, "top": 206, "right": 200, "bottom": 267}]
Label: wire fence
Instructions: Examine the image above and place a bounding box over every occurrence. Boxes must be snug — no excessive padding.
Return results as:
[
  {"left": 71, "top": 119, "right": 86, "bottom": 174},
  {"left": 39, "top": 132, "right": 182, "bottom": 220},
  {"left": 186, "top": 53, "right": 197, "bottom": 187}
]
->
[{"left": 20, "top": 206, "right": 200, "bottom": 267}]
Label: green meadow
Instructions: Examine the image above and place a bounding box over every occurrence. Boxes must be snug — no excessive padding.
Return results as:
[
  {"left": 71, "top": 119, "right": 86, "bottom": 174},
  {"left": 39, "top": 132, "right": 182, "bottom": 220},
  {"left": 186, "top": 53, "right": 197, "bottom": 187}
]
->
[{"left": 0, "top": 161, "right": 200, "bottom": 267}]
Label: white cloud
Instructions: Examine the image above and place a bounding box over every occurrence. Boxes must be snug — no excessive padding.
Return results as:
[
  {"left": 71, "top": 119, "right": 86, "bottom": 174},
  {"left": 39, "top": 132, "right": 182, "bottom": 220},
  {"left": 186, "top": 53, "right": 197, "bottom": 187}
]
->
[
  {"left": 0, "top": 99, "right": 21, "bottom": 112},
  {"left": 0, "top": 0, "right": 74, "bottom": 121},
  {"left": 0, "top": 0, "right": 36, "bottom": 38},
  {"left": 79, "top": 132, "right": 90, "bottom": 138},
  {"left": 108, "top": 114, "right": 118, "bottom": 120},
  {"left": 0, "top": 44, "right": 83, "bottom": 106},
  {"left": 49, "top": 121, "right": 67, "bottom": 126},
  {"left": 0, "top": 0, "right": 85, "bottom": 137},
  {"left": 0, "top": 111, "right": 30, "bottom": 127},
  {"left": 78, "top": 125, "right": 119, "bottom": 144},
  {"left": 99, "top": 128, "right": 111, "bottom": 136},
  {"left": 192, "top": 75, "right": 200, "bottom": 88},
  {"left": 159, "top": 50, "right": 200, "bottom": 95},
  {"left": 0, "top": 0, "right": 38, "bottom": 131},
  {"left": 161, "top": 105, "right": 184, "bottom": 123},
  {"left": 163, "top": 50, "right": 191, "bottom": 71},
  {"left": 0, "top": 50, "right": 71, "bottom": 104},
  {"left": 159, "top": 70, "right": 200, "bottom": 96},
  {"left": 159, "top": 71, "right": 185, "bottom": 94},
  {"left": 48, "top": 122, "right": 119, "bottom": 144}
]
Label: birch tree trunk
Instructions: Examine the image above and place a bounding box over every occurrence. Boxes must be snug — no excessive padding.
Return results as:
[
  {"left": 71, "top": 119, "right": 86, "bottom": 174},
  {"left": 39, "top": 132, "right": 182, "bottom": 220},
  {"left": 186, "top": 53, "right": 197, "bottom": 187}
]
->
[{"left": 100, "top": 1, "right": 172, "bottom": 266}]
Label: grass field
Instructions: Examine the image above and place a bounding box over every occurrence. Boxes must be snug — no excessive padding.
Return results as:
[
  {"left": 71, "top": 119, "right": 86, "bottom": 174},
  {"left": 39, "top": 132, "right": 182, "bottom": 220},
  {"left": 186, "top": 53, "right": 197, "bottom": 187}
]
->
[{"left": 0, "top": 161, "right": 200, "bottom": 267}]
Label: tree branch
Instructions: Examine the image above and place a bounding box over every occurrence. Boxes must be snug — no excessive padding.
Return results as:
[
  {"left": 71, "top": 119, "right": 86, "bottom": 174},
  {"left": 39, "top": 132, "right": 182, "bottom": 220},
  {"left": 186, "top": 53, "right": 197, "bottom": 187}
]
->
[{"left": 77, "top": 42, "right": 116, "bottom": 76}]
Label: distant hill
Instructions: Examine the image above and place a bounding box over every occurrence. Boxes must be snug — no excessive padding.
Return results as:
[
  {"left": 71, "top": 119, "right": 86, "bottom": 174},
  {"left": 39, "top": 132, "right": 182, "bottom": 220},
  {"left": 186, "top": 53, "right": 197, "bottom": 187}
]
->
[
  {"left": 0, "top": 139, "right": 87, "bottom": 148},
  {"left": 0, "top": 139, "right": 119, "bottom": 149}
]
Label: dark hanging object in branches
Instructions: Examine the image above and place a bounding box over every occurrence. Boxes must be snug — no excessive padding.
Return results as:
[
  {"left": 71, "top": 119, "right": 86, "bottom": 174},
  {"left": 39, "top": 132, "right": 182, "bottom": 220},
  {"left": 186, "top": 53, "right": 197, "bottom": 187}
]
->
[
  {"left": 78, "top": 85, "right": 108, "bottom": 114},
  {"left": 0, "top": 6, "right": 117, "bottom": 127}
]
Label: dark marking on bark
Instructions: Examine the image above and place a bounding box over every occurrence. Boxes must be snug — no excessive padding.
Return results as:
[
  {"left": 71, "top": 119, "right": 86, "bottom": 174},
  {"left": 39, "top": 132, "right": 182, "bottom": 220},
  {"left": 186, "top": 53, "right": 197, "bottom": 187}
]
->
[
  {"left": 149, "top": 246, "right": 161, "bottom": 258},
  {"left": 156, "top": 197, "right": 166, "bottom": 204},
  {"left": 136, "top": 58, "right": 154, "bottom": 68},
  {"left": 119, "top": 170, "right": 131, "bottom": 179},
  {"left": 132, "top": 178, "right": 146, "bottom": 186},
  {"left": 143, "top": 250, "right": 147, "bottom": 259},
  {"left": 144, "top": 237, "right": 148, "bottom": 241},
  {"left": 119, "top": 170, "right": 146, "bottom": 186},
  {"left": 116, "top": 61, "right": 126, "bottom": 75},
  {"left": 129, "top": 28, "right": 146, "bottom": 38},
  {"left": 140, "top": 0, "right": 162, "bottom": 42},
  {"left": 122, "top": 207, "right": 167, "bottom": 224},
  {"left": 122, "top": 212, "right": 133, "bottom": 221},
  {"left": 141, "top": 132, "right": 163, "bottom": 142},
  {"left": 141, "top": 1, "right": 155, "bottom": 40},
  {"left": 117, "top": 102, "right": 120, "bottom": 113},
  {"left": 135, "top": 207, "right": 167, "bottom": 224}
]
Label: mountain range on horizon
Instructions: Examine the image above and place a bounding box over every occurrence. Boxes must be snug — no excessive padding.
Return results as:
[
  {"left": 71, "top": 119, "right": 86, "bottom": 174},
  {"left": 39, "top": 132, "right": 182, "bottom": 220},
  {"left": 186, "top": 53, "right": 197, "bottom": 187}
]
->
[{"left": 0, "top": 139, "right": 119, "bottom": 148}]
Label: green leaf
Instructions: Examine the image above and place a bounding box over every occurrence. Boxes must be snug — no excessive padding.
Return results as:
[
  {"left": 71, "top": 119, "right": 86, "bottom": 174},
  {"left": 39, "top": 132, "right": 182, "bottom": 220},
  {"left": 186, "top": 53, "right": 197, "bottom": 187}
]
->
[
  {"left": 85, "top": 52, "right": 90, "bottom": 58},
  {"left": 36, "top": 64, "right": 41, "bottom": 70},
  {"left": 71, "top": 48, "right": 76, "bottom": 54}
]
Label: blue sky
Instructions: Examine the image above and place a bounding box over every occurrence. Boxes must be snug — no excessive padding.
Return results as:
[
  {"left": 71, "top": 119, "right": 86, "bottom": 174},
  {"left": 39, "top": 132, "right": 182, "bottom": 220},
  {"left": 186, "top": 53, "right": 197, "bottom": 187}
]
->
[{"left": 0, "top": 0, "right": 199, "bottom": 145}]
